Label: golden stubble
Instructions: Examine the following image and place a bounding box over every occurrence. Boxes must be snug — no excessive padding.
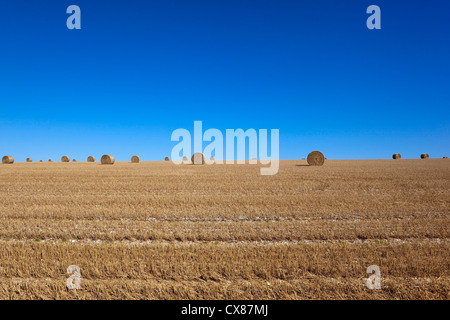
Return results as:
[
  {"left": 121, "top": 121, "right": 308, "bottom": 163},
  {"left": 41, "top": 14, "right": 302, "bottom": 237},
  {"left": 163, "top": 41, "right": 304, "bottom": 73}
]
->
[{"left": 0, "top": 159, "right": 448, "bottom": 299}]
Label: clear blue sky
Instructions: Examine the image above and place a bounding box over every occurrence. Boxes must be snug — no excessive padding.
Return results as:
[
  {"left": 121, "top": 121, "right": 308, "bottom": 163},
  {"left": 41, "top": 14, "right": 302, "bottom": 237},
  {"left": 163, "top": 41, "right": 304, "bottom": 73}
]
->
[{"left": 0, "top": 0, "right": 449, "bottom": 161}]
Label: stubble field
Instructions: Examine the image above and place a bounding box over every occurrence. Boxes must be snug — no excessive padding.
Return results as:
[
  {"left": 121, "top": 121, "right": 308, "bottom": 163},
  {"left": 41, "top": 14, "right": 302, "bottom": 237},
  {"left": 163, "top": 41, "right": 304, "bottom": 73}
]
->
[{"left": 0, "top": 159, "right": 448, "bottom": 299}]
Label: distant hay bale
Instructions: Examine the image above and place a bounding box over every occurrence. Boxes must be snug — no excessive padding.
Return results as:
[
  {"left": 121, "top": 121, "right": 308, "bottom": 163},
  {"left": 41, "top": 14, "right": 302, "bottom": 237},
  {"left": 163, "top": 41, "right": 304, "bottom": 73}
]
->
[
  {"left": 131, "top": 155, "right": 140, "bottom": 163},
  {"left": 40, "top": 160, "right": 43, "bottom": 162},
  {"left": 48, "top": 159, "right": 53, "bottom": 162},
  {"left": 183, "top": 156, "right": 188, "bottom": 161},
  {"left": 392, "top": 153, "right": 401, "bottom": 160},
  {"left": 72, "top": 159, "right": 77, "bottom": 162},
  {"left": 165, "top": 157, "right": 170, "bottom": 161},
  {"left": 191, "top": 152, "right": 205, "bottom": 165},
  {"left": 444, "top": 156, "right": 448, "bottom": 159},
  {"left": 2, "top": 156, "right": 14, "bottom": 164},
  {"left": 421, "top": 153, "right": 429, "bottom": 159},
  {"left": 301, "top": 158, "right": 305, "bottom": 160},
  {"left": 87, "top": 156, "right": 95, "bottom": 162},
  {"left": 26, "top": 158, "right": 32, "bottom": 163},
  {"left": 61, "top": 156, "right": 70, "bottom": 162},
  {"left": 307, "top": 151, "right": 325, "bottom": 166},
  {"left": 101, "top": 155, "right": 115, "bottom": 165}
]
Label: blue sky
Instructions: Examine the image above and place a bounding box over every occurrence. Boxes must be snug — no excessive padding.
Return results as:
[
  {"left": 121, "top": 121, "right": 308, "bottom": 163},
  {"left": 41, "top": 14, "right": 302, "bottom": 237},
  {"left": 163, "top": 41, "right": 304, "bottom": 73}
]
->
[{"left": 0, "top": 0, "right": 449, "bottom": 161}]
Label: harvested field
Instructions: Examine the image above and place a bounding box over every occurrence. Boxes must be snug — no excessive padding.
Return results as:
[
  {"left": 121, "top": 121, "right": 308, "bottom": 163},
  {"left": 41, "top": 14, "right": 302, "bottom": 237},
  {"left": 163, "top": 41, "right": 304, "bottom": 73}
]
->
[{"left": 0, "top": 159, "right": 448, "bottom": 299}]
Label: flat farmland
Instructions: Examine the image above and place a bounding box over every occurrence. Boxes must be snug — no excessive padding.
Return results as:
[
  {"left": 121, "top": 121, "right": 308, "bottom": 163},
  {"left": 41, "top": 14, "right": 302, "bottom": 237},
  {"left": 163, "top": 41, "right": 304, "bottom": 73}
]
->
[{"left": 0, "top": 159, "right": 448, "bottom": 299}]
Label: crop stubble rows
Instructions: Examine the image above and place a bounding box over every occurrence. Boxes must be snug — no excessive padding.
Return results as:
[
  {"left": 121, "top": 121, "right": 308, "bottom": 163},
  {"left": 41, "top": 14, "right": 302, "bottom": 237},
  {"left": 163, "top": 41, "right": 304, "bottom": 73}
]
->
[{"left": 0, "top": 159, "right": 448, "bottom": 299}]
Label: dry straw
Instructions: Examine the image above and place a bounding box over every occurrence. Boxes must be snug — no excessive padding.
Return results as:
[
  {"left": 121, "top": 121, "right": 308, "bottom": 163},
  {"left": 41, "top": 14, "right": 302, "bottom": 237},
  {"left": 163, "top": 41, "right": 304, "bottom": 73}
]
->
[
  {"left": 2, "top": 156, "right": 14, "bottom": 164},
  {"left": 131, "top": 155, "right": 140, "bottom": 163},
  {"left": 307, "top": 151, "right": 325, "bottom": 166},
  {"left": 101, "top": 155, "right": 115, "bottom": 165},
  {"left": 72, "top": 159, "right": 77, "bottom": 162},
  {"left": 61, "top": 156, "right": 70, "bottom": 162},
  {"left": 40, "top": 160, "right": 43, "bottom": 162},
  {"left": 48, "top": 159, "right": 53, "bottom": 162},
  {"left": 165, "top": 157, "right": 170, "bottom": 161},
  {"left": 183, "top": 156, "right": 188, "bottom": 161},
  {"left": 191, "top": 152, "right": 205, "bottom": 165},
  {"left": 444, "top": 156, "right": 448, "bottom": 159},
  {"left": 87, "top": 156, "right": 95, "bottom": 162},
  {"left": 421, "top": 153, "right": 429, "bottom": 159},
  {"left": 26, "top": 158, "right": 32, "bottom": 162},
  {"left": 393, "top": 153, "right": 401, "bottom": 160}
]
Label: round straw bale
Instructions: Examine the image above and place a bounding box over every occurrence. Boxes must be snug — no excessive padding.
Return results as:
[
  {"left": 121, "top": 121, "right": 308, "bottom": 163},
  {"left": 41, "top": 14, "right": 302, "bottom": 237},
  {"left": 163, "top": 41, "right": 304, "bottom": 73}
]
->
[
  {"left": 48, "top": 159, "right": 53, "bottom": 162},
  {"left": 2, "top": 156, "right": 14, "bottom": 164},
  {"left": 444, "top": 156, "right": 448, "bottom": 159},
  {"left": 72, "top": 159, "right": 77, "bottom": 162},
  {"left": 392, "top": 153, "right": 401, "bottom": 160},
  {"left": 101, "top": 155, "right": 115, "bottom": 165},
  {"left": 191, "top": 152, "right": 205, "bottom": 165},
  {"left": 87, "top": 156, "right": 95, "bottom": 162},
  {"left": 420, "top": 153, "right": 429, "bottom": 159},
  {"left": 183, "top": 156, "right": 188, "bottom": 161},
  {"left": 307, "top": 151, "right": 325, "bottom": 166},
  {"left": 40, "top": 160, "right": 43, "bottom": 162},
  {"left": 61, "top": 156, "right": 70, "bottom": 162},
  {"left": 131, "top": 155, "right": 140, "bottom": 163},
  {"left": 165, "top": 157, "right": 170, "bottom": 161},
  {"left": 26, "top": 158, "right": 32, "bottom": 162}
]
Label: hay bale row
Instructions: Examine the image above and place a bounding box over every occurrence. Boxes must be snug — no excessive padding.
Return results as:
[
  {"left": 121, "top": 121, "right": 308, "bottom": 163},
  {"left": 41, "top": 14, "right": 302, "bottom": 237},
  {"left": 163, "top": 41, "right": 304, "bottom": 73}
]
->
[
  {"left": 3, "top": 155, "right": 141, "bottom": 164},
  {"left": 4, "top": 152, "right": 444, "bottom": 166},
  {"left": 2, "top": 152, "right": 448, "bottom": 166}
]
